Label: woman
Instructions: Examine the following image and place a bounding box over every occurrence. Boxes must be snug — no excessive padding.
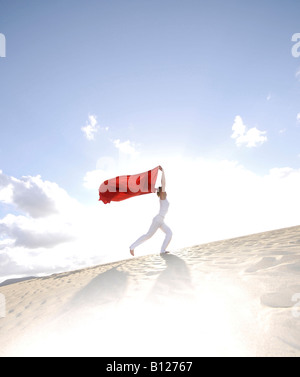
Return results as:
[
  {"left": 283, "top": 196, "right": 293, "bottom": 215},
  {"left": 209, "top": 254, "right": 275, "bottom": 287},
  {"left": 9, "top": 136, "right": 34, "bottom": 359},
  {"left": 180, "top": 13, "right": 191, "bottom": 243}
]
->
[{"left": 130, "top": 166, "right": 172, "bottom": 256}]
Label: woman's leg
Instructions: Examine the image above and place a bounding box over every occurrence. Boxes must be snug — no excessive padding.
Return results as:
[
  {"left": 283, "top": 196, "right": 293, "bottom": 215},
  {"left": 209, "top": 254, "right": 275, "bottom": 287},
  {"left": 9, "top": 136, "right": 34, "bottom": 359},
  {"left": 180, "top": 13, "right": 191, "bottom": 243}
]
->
[
  {"left": 130, "top": 217, "right": 160, "bottom": 252},
  {"left": 160, "top": 222, "right": 173, "bottom": 253}
]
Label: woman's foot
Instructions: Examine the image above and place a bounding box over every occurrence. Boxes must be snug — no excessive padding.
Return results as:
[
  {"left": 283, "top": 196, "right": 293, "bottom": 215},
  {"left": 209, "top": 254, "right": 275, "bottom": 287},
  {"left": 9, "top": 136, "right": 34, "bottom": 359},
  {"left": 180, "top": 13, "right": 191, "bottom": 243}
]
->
[{"left": 130, "top": 249, "right": 134, "bottom": 256}]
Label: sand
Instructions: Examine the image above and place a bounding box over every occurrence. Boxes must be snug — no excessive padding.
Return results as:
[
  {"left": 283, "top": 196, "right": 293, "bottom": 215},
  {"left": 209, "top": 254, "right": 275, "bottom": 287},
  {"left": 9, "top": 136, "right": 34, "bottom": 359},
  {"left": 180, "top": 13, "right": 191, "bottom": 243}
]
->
[{"left": 0, "top": 225, "right": 300, "bottom": 357}]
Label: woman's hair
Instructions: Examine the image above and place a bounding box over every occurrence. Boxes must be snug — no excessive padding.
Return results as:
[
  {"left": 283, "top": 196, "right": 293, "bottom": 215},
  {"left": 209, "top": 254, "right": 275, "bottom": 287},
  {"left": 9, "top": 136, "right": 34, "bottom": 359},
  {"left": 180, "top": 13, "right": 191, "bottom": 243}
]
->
[{"left": 157, "top": 186, "right": 162, "bottom": 197}]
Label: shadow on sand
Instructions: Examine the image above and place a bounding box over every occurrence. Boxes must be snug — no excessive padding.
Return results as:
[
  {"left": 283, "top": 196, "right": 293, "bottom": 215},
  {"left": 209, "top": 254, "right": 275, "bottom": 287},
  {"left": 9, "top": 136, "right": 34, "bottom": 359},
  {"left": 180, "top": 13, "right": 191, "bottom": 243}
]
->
[
  {"left": 37, "top": 265, "right": 129, "bottom": 354},
  {"left": 148, "top": 253, "right": 194, "bottom": 305},
  {"left": 67, "top": 265, "right": 128, "bottom": 313}
]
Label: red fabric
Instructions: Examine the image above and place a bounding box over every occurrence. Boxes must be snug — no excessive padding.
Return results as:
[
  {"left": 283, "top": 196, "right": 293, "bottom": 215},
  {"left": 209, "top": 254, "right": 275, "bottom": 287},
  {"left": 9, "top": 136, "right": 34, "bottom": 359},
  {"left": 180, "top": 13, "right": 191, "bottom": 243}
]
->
[{"left": 99, "top": 166, "right": 159, "bottom": 204}]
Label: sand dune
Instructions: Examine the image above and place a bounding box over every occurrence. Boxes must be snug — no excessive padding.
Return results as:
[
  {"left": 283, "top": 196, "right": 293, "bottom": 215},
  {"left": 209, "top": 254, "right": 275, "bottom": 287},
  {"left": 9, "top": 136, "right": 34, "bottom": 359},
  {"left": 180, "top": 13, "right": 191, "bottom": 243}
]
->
[{"left": 1, "top": 225, "right": 300, "bottom": 357}]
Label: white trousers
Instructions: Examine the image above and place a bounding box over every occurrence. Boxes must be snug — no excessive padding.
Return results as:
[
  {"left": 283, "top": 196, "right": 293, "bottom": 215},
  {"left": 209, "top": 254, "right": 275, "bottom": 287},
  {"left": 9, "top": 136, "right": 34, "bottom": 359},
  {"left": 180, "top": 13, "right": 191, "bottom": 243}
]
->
[{"left": 130, "top": 215, "right": 173, "bottom": 253}]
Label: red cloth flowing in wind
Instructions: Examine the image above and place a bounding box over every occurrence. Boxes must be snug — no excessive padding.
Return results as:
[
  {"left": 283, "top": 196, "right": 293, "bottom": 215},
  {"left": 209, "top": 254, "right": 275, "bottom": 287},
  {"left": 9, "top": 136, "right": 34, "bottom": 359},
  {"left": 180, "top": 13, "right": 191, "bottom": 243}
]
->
[{"left": 99, "top": 166, "right": 159, "bottom": 204}]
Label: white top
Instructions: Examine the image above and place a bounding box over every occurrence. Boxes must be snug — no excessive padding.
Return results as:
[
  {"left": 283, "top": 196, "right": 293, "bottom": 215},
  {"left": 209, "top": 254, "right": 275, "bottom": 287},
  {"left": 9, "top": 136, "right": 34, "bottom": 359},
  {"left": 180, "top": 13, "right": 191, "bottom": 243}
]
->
[{"left": 158, "top": 198, "right": 169, "bottom": 218}]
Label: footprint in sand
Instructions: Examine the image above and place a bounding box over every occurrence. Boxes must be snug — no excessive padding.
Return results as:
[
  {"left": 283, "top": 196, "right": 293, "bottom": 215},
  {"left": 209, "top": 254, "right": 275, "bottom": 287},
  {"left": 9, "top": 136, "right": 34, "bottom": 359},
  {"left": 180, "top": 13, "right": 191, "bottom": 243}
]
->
[
  {"left": 261, "top": 285, "right": 300, "bottom": 308},
  {"left": 277, "top": 262, "right": 300, "bottom": 273},
  {"left": 245, "top": 257, "right": 278, "bottom": 273}
]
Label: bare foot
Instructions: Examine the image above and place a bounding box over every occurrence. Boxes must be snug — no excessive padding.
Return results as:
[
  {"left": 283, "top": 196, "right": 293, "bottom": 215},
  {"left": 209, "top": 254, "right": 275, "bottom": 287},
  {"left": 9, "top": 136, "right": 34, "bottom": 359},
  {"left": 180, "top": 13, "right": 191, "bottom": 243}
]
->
[{"left": 130, "top": 249, "right": 134, "bottom": 256}]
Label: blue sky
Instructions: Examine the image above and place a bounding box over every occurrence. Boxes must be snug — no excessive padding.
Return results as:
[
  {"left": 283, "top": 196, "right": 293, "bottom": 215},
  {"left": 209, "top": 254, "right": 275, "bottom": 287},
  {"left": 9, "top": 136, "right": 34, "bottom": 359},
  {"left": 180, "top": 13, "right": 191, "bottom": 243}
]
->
[{"left": 1, "top": 0, "right": 300, "bottom": 280}]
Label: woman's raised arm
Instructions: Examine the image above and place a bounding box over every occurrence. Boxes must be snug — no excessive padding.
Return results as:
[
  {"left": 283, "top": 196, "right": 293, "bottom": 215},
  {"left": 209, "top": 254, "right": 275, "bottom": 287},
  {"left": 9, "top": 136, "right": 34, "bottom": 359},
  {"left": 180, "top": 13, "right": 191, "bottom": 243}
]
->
[{"left": 159, "top": 165, "right": 166, "bottom": 192}]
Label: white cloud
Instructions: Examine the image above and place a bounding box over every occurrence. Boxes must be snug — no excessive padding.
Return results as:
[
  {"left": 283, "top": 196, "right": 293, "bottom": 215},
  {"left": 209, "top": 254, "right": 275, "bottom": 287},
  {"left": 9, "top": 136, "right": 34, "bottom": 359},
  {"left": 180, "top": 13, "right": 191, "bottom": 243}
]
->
[
  {"left": 113, "top": 139, "right": 139, "bottom": 156},
  {"left": 0, "top": 171, "right": 82, "bottom": 251},
  {"left": 231, "top": 115, "right": 267, "bottom": 148},
  {"left": 231, "top": 115, "right": 246, "bottom": 139},
  {"left": 0, "top": 215, "right": 75, "bottom": 249},
  {"left": 81, "top": 115, "right": 99, "bottom": 140},
  {"left": 0, "top": 172, "right": 62, "bottom": 218},
  {"left": 297, "top": 113, "right": 300, "bottom": 123},
  {"left": 0, "top": 169, "right": 132, "bottom": 282},
  {"left": 165, "top": 157, "right": 300, "bottom": 248}
]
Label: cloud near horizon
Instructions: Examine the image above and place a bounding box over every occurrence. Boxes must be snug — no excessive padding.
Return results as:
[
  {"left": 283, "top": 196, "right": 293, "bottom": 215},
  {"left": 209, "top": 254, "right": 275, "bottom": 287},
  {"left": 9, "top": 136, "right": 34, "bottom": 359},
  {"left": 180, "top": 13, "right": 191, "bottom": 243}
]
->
[
  {"left": 0, "top": 169, "right": 134, "bottom": 281},
  {"left": 0, "top": 170, "right": 80, "bottom": 254},
  {"left": 0, "top": 172, "right": 62, "bottom": 218}
]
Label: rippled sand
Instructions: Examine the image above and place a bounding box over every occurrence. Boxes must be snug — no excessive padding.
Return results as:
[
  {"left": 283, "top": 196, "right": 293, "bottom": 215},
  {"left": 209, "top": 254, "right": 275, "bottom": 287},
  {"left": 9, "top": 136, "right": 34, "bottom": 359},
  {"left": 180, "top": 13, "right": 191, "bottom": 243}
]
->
[{"left": 1, "top": 225, "right": 300, "bottom": 356}]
